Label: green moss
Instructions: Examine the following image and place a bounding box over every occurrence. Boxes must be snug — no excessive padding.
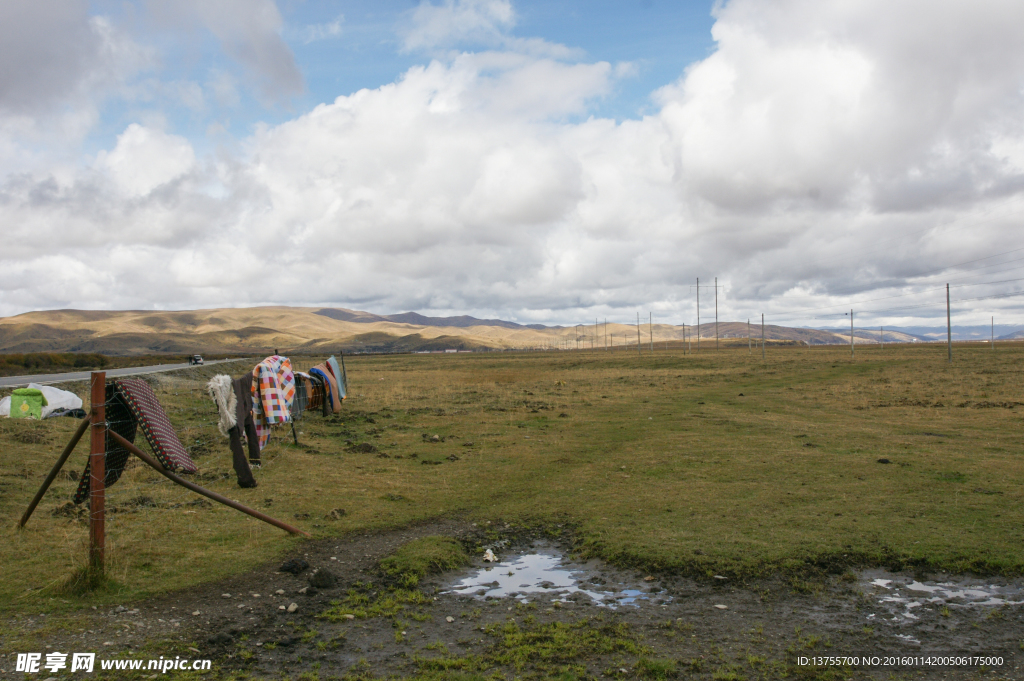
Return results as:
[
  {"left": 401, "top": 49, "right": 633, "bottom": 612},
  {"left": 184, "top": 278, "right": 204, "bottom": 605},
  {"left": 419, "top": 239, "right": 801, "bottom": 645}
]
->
[
  {"left": 378, "top": 536, "right": 470, "bottom": 587},
  {"left": 319, "top": 587, "right": 432, "bottom": 622}
]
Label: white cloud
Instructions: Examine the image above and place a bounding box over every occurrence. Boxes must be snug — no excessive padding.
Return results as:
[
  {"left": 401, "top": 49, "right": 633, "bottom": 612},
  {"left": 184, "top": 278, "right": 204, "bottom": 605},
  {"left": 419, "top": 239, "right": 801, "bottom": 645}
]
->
[
  {"left": 147, "top": 0, "right": 303, "bottom": 104},
  {"left": 401, "top": 0, "right": 582, "bottom": 60},
  {"left": 3, "top": 0, "right": 1024, "bottom": 326},
  {"left": 302, "top": 15, "right": 343, "bottom": 44},
  {"left": 0, "top": 5, "right": 153, "bottom": 175},
  {"left": 96, "top": 124, "right": 197, "bottom": 197},
  {"left": 402, "top": 0, "right": 515, "bottom": 52}
]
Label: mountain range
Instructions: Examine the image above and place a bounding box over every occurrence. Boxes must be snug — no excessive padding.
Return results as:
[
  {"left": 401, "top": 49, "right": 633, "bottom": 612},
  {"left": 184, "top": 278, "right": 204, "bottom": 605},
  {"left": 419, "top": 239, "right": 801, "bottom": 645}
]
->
[{"left": 0, "top": 306, "right": 1020, "bottom": 355}]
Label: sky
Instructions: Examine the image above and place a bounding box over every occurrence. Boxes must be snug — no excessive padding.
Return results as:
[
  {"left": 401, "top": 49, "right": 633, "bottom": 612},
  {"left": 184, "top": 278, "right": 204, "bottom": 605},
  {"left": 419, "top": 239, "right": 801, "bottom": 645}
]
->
[{"left": 2, "top": 0, "right": 1024, "bottom": 329}]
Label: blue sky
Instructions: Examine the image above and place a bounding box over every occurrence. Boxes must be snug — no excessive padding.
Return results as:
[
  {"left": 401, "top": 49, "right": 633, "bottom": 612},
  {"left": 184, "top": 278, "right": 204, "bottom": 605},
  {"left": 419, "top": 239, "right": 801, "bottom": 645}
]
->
[
  {"left": 2, "top": 0, "right": 1024, "bottom": 327},
  {"left": 84, "top": 0, "right": 717, "bottom": 154}
]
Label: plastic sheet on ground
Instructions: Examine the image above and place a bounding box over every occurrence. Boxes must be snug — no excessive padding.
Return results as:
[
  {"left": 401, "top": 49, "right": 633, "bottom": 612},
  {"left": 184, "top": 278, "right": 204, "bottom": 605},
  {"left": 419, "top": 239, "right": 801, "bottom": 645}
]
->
[{"left": 0, "top": 383, "right": 83, "bottom": 418}]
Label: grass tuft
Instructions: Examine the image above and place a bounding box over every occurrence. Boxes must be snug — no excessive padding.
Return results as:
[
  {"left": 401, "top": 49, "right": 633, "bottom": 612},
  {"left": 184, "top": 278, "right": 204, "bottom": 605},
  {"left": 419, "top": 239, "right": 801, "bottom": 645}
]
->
[{"left": 378, "top": 535, "right": 470, "bottom": 587}]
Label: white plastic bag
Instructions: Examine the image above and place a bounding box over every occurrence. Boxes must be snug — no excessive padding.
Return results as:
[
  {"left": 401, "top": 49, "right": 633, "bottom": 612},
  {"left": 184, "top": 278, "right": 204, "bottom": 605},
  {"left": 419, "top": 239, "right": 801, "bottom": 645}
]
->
[{"left": 0, "top": 383, "right": 83, "bottom": 418}]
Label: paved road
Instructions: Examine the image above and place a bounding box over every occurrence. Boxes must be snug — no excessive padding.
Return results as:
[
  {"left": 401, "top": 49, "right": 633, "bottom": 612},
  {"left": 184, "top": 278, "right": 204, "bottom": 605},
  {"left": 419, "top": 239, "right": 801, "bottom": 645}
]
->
[{"left": 0, "top": 359, "right": 241, "bottom": 388}]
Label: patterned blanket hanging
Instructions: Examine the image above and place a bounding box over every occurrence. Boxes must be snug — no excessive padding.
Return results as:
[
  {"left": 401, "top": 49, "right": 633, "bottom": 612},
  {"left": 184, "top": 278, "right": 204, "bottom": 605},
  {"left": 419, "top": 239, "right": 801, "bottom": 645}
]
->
[{"left": 73, "top": 378, "right": 197, "bottom": 504}]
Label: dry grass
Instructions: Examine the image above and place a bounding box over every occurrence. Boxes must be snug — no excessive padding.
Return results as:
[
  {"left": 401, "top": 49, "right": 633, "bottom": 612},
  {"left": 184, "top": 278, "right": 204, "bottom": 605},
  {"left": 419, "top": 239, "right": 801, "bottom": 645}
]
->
[{"left": 2, "top": 343, "right": 1023, "bottom": 614}]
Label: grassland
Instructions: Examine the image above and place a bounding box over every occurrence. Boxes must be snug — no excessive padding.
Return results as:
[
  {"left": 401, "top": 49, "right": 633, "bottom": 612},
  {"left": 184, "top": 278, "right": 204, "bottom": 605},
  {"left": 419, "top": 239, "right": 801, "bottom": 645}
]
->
[{"left": 2, "top": 343, "right": 1023, "bottom": 614}]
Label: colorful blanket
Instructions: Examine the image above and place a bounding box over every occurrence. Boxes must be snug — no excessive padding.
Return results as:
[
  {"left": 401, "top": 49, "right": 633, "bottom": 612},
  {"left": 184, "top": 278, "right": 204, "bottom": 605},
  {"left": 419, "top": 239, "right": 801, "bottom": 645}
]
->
[{"left": 251, "top": 355, "right": 295, "bottom": 450}]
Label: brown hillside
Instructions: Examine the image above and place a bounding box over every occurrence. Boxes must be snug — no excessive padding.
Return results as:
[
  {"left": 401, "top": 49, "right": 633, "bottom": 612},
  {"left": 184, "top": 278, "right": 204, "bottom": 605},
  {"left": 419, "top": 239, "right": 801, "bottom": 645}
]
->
[{"left": 0, "top": 306, "right": 889, "bottom": 355}]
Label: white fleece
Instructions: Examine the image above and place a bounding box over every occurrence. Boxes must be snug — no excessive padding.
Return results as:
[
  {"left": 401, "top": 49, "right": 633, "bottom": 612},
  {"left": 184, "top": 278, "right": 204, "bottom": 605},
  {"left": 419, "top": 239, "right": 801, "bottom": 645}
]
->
[{"left": 206, "top": 374, "right": 237, "bottom": 437}]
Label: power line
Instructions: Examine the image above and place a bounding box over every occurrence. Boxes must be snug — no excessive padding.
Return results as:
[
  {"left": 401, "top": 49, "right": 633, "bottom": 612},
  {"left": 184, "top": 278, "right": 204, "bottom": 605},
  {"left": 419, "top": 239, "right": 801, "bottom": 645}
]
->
[{"left": 772, "top": 289, "right": 1024, "bottom": 322}]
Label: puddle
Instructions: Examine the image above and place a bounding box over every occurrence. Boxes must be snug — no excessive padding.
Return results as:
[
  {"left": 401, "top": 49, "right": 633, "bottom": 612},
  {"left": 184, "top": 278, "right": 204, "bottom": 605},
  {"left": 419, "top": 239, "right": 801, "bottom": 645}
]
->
[
  {"left": 860, "top": 571, "right": 1024, "bottom": 621},
  {"left": 445, "top": 546, "right": 668, "bottom": 609}
]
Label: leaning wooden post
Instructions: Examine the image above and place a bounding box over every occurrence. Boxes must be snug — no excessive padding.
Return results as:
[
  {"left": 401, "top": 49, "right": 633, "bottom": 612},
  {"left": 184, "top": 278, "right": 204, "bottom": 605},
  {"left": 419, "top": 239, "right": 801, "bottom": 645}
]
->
[
  {"left": 89, "top": 372, "right": 106, "bottom": 573},
  {"left": 19, "top": 416, "right": 90, "bottom": 527},
  {"left": 106, "top": 430, "right": 309, "bottom": 536}
]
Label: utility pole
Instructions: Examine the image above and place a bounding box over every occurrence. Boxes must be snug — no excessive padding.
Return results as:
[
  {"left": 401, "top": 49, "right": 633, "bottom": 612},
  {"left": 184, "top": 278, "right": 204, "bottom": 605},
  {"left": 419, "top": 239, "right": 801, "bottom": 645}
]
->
[
  {"left": 636, "top": 312, "right": 642, "bottom": 357},
  {"left": 880, "top": 327, "right": 883, "bottom": 349},
  {"left": 747, "top": 319, "right": 751, "bottom": 354},
  {"left": 850, "top": 309, "right": 854, "bottom": 358},
  {"left": 761, "top": 314, "right": 765, "bottom": 361},
  {"left": 992, "top": 316, "right": 994, "bottom": 350},
  {"left": 946, "top": 283, "right": 952, "bottom": 363},
  {"left": 696, "top": 278, "right": 700, "bottom": 353},
  {"left": 715, "top": 276, "right": 719, "bottom": 351},
  {"left": 649, "top": 312, "right": 653, "bottom": 353}
]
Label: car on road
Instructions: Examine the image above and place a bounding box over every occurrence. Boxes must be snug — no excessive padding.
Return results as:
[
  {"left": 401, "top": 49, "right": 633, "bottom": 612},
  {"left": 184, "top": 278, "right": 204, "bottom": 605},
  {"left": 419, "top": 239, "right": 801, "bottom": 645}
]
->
[{"left": 188, "top": 354, "right": 204, "bottom": 365}]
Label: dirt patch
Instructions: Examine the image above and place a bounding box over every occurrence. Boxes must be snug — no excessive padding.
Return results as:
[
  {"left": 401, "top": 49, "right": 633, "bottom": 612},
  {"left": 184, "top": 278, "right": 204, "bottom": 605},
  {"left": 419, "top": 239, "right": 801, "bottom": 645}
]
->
[{"left": 3, "top": 522, "right": 1021, "bottom": 679}]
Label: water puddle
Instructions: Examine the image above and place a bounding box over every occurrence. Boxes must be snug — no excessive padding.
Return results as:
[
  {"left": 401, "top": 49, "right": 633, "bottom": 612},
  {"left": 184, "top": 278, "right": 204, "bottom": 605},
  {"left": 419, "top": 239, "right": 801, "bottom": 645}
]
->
[
  {"left": 445, "top": 546, "right": 668, "bottom": 609},
  {"left": 860, "top": 571, "right": 1024, "bottom": 622}
]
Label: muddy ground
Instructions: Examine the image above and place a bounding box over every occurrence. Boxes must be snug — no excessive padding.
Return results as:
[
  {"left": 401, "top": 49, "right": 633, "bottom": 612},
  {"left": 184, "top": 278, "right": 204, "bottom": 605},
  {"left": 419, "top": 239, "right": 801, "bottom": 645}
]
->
[{"left": 2, "top": 520, "right": 1021, "bottom": 680}]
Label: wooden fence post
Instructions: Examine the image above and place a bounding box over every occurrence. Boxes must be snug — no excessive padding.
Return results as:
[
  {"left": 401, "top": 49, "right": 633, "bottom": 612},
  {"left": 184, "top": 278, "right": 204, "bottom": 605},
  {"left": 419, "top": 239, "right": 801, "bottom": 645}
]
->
[{"left": 89, "top": 372, "right": 106, "bottom": 573}]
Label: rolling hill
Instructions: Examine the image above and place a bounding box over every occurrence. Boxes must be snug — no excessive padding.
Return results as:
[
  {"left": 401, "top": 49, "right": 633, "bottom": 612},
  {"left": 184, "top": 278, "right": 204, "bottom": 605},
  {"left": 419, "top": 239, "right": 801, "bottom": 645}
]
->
[{"left": 0, "top": 306, "right": 950, "bottom": 356}]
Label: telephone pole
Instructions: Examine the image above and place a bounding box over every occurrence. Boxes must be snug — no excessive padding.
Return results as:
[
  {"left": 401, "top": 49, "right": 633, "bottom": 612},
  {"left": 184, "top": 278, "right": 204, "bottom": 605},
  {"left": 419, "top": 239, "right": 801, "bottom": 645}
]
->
[
  {"left": 696, "top": 278, "right": 700, "bottom": 353},
  {"left": 850, "top": 309, "right": 854, "bottom": 358},
  {"left": 715, "top": 276, "right": 719, "bottom": 351},
  {"left": 946, "top": 283, "right": 952, "bottom": 363},
  {"left": 761, "top": 314, "right": 765, "bottom": 361}
]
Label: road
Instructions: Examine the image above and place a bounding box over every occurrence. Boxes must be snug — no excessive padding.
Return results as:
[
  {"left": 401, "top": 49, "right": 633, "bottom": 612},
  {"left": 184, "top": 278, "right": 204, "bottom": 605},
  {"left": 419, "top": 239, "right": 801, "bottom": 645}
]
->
[{"left": 0, "top": 359, "right": 241, "bottom": 388}]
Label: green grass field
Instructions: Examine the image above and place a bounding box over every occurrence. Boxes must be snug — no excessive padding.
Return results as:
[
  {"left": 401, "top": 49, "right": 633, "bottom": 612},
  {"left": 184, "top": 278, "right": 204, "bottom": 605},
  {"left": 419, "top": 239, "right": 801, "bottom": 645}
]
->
[{"left": 3, "top": 343, "right": 1023, "bottom": 613}]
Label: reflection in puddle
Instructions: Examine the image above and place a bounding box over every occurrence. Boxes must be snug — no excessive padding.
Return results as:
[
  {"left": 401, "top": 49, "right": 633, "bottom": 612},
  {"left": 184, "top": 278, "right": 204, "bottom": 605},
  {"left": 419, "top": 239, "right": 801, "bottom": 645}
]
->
[
  {"left": 861, "top": 572, "right": 1024, "bottom": 622},
  {"left": 445, "top": 550, "right": 667, "bottom": 609}
]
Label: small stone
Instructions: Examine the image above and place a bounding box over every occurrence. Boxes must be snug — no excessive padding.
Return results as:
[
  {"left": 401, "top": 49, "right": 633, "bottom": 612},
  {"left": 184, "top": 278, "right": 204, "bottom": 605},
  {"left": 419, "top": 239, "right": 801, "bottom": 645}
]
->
[
  {"left": 103, "top": 642, "right": 113, "bottom": 646},
  {"left": 713, "top": 575, "right": 727, "bottom": 580},
  {"left": 446, "top": 616, "right": 454, "bottom": 623},
  {"left": 251, "top": 593, "right": 260, "bottom": 598},
  {"left": 714, "top": 604, "right": 728, "bottom": 610},
  {"left": 191, "top": 611, "right": 200, "bottom": 616},
  {"left": 276, "top": 589, "right": 285, "bottom": 595},
  {"left": 236, "top": 604, "right": 246, "bottom": 609},
  {"left": 287, "top": 603, "right": 299, "bottom": 613},
  {"left": 298, "top": 587, "right": 309, "bottom": 595},
  {"left": 343, "top": 614, "right": 355, "bottom": 620},
  {"left": 221, "top": 593, "right": 231, "bottom": 598},
  {"left": 643, "top": 576, "right": 655, "bottom": 581},
  {"left": 278, "top": 605, "right": 286, "bottom": 611}
]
